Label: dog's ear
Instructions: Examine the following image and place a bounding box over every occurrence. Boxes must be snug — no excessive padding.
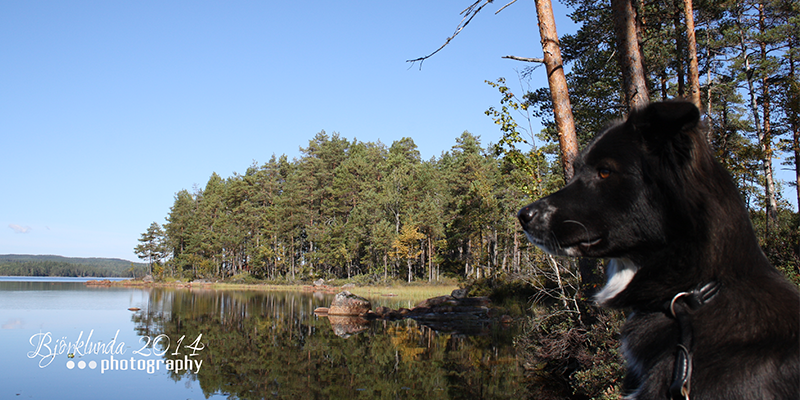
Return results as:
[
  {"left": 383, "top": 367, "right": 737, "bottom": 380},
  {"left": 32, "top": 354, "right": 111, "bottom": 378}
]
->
[{"left": 629, "top": 101, "right": 701, "bottom": 159}]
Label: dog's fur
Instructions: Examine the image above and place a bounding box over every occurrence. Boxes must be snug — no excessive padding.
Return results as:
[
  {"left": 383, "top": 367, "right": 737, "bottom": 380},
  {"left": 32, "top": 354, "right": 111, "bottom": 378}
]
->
[{"left": 518, "top": 101, "right": 800, "bottom": 399}]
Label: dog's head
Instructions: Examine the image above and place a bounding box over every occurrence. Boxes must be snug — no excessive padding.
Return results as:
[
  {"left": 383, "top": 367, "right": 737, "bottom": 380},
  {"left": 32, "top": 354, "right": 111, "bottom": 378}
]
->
[
  {"left": 518, "top": 101, "right": 730, "bottom": 306},
  {"left": 519, "top": 101, "right": 704, "bottom": 260}
]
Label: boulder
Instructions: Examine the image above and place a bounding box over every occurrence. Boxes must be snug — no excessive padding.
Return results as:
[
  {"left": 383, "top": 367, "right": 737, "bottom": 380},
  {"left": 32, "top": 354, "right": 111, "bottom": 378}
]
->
[
  {"left": 142, "top": 275, "right": 154, "bottom": 283},
  {"left": 451, "top": 288, "right": 469, "bottom": 299},
  {"left": 373, "top": 306, "right": 392, "bottom": 317},
  {"left": 408, "top": 296, "right": 492, "bottom": 321},
  {"left": 373, "top": 306, "right": 402, "bottom": 320},
  {"left": 414, "top": 295, "right": 490, "bottom": 310},
  {"left": 415, "top": 295, "right": 459, "bottom": 309},
  {"left": 327, "top": 291, "right": 371, "bottom": 316}
]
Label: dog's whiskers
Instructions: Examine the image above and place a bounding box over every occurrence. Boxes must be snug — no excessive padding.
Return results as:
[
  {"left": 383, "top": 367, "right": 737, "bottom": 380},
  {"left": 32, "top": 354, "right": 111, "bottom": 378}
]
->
[{"left": 563, "top": 219, "right": 594, "bottom": 244}]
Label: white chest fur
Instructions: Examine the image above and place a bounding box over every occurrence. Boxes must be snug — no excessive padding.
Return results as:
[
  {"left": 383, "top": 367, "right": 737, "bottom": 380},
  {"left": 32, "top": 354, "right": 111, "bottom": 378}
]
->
[{"left": 595, "top": 258, "right": 639, "bottom": 305}]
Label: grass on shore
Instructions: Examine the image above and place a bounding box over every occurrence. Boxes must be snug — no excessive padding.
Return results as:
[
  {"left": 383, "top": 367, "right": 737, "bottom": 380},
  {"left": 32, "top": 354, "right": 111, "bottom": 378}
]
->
[
  {"left": 111, "top": 276, "right": 459, "bottom": 304},
  {"left": 346, "top": 284, "right": 458, "bottom": 305},
  {"left": 209, "top": 281, "right": 457, "bottom": 304}
]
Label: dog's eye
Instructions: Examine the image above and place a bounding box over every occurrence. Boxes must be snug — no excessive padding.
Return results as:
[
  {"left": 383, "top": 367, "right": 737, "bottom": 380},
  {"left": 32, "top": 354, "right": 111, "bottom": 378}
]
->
[{"left": 598, "top": 169, "right": 611, "bottom": 179}]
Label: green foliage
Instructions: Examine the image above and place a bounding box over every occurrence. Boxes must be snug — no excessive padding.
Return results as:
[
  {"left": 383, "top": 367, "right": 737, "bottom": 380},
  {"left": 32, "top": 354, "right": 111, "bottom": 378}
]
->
[
  {"left": 486, "top": 78, "right": 561, "bottom": 199},
  {"left": 134, "top": 221, "right": 168, "bottom": 276},
  {"left": 753, "top": 208, "right": 800, "bottom": 285},
  {"left": 0, "top": 254, "right": 147, "bottom": 277},
  {"left": 145, "top": 132, "right": 534, "bottom": 284},
  {"left": 465, "top": 274, "right": 530, "bottom": 301}
]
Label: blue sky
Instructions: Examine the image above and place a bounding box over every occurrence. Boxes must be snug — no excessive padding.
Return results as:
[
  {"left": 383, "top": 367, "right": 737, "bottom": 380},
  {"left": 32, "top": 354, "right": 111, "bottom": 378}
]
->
[
  {"left": 2, "top": 1, "right": 576, "bottom": 261},
  {"left": 1, "top": 2, "right": 795, "bottom": 262}
]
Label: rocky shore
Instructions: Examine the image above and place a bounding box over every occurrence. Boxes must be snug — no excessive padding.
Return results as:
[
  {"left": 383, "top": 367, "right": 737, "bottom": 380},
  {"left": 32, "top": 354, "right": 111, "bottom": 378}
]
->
[
  {"left": 313, "top": 290, "right": 512, "bottom": 338},
  {"left": 84, "top": 275, "right": 214, "bottom": 288}
]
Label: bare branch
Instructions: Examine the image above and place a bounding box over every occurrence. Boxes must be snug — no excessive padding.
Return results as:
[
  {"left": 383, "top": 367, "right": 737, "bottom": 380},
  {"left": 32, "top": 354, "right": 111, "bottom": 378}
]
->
[
  {"left": 495, "top": 0, "right": 518, "bottom": 14},
  {"left": 502, "top": 55, "right": 545, "bottom": 63},
  {"left": 406, "top": 0, "right": 494, "bottom": 68}
]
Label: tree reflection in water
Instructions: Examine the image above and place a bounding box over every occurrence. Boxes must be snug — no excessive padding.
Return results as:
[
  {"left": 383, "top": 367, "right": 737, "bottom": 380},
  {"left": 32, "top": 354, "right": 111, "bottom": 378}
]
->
[{"left": 131, "top": 288, "right": 529, "bottom": 399}]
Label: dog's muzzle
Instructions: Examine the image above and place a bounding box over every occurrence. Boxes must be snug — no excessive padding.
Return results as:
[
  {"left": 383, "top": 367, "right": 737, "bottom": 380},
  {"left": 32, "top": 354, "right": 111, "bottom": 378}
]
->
[
  {"left": 518, "top": 201, "right": 550, "bottom": 232},
  {"left": 517, "top": 201, "right": 554, "bottom": 252},
  {"left": 518, "top": 203, "right": 537, "bottom": 228}
]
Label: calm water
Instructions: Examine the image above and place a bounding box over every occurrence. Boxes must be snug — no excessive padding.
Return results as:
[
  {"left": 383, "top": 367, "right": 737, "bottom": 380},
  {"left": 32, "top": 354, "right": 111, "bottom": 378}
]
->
[{"left": 1, "top": 277, "right": 527, "bottom": 399}]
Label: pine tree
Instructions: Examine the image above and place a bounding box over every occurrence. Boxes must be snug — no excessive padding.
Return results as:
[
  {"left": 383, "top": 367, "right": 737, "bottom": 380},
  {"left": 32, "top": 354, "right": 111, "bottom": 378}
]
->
[{"left": 134, "top": 222, "right": 168, "bottom": 276}]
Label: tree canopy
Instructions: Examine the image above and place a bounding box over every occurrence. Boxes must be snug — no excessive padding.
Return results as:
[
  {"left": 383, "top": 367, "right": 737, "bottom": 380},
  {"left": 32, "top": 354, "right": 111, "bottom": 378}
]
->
[{"left": 141, "top": 132, "right": 545, "bottom": 283}]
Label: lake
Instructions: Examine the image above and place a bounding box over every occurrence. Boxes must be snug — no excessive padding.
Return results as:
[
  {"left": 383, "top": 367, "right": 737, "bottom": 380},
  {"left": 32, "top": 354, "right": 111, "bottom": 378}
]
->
[{"left": 1, "top": 277, "right": 529, "bottom": 399}]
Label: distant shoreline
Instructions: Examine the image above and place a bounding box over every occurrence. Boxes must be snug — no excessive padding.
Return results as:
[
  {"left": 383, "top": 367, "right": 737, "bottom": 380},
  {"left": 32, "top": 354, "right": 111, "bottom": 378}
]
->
[{"left": 0, "top": 275, "right": 133, "bottom": 282}]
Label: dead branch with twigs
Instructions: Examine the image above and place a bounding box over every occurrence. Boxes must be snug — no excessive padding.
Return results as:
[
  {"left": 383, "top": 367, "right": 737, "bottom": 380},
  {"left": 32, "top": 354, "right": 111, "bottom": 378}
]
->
[
  {"left": 521, "top": 254, "right": 582, "bottom": 317},
  {"left": 407, "top": 0, "right": 525, "bottom": 68}
]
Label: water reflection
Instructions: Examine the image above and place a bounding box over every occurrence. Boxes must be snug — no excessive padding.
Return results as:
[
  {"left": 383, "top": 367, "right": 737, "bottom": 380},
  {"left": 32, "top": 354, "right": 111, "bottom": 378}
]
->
[
  {"left": 134, "top": 288, "right": 529, "bottom": 399},
  {"left": 1, "top": 279, "right": 529, "bottom": 399},
  {"left": 325, "top": 315, "right": 370, "bottom": 338}
]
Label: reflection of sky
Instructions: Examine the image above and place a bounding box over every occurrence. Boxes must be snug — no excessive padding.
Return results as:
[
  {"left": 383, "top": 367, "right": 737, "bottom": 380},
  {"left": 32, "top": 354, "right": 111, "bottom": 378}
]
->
[{"left": 0, "top": 280, "right": 222, "bottom": 399}]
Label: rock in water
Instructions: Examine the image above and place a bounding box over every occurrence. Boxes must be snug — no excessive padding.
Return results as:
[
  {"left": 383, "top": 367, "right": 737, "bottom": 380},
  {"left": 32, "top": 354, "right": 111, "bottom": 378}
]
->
[
  {"left": 415, "top": 295, "right": 459, "bottom": 309},
  {"left": 328, "top": 291, "right": 371, "bottom": 316}
]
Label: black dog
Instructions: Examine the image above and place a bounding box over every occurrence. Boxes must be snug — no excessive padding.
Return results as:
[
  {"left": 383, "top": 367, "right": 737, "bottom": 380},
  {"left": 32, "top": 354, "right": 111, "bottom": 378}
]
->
[{"left": 518, "top": 101, "right": 799, "bottom": 399}]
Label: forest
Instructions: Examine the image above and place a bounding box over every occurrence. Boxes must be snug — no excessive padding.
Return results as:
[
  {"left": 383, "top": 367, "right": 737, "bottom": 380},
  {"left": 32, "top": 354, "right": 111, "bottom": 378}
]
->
[
  {"left": 136, "top": 132, "right": 532, "bottom": 283},
  {"left": 136, "top": 0, "right": 799, "bottom": 288},
  {"left": 0, "top": 254, "right": 146, "bottom": 277}
]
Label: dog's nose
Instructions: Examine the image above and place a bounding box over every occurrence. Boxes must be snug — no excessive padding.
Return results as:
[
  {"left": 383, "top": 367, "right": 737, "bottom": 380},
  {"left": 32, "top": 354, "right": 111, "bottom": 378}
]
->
[{"left": 518, "top": 204, "right": 538, "bottom": 226}]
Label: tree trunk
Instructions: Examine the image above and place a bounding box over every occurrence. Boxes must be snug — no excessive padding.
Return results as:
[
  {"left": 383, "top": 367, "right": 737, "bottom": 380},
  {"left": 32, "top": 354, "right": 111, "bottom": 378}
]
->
[
  {"left": 795, "top": 118, "right": 799, "bottom": 214},
  {"left": 760, "top": 82, "right": 779, "bottom": 227},
  {"left": 673, "top": 2, "right": 685, "bottom": 98},
  {"left": 534, "top": 0, "right": 579, "bottom": 180},
  {"left": 464, "top": 239, "right": 471, "bottom": 278},
  {"left": 705, "top": 28, "right": 714, "bottom": 142},
  {"left": 611, "top": 0, "right": 650, "bottom": 110},
  {"left": 790, "top": 51, "right": 800, "bottom": 213},
  {"left": 512, "top": 229, "right": 519, "bottom": 273},
  {"left": 291, "top": 235, "right": 296, "bottom": 279},
  {"left": 428, "top": 237, "right": 434, "bottom": 282},
  {"left": 746, "top": 2, "right": 778, "bottom": 230},
  {"left": 683, "top": 0, "right": 701, "bottom": 108}
]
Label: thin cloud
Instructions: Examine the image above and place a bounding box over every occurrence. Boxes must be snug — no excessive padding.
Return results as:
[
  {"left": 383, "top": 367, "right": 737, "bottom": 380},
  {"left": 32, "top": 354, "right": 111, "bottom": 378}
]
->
[
  {"left": 8, "top": 224, "right": 32, "bottom": 234},
  {"left": 2, "top": 319, "right": 23, "bottom": 329}
]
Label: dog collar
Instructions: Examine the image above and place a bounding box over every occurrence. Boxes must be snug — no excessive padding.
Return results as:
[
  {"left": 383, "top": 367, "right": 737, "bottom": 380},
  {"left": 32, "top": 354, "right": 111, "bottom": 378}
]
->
[{"left": 666, "top": 281, "right": 721, "bottom": 400}]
